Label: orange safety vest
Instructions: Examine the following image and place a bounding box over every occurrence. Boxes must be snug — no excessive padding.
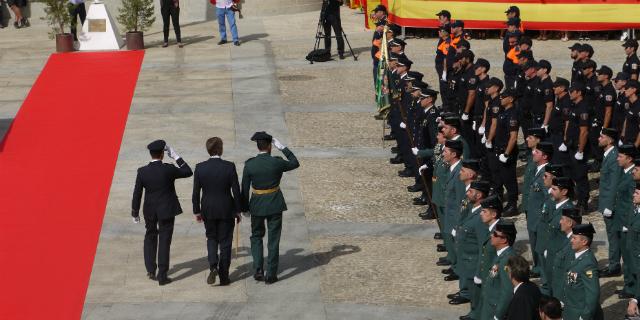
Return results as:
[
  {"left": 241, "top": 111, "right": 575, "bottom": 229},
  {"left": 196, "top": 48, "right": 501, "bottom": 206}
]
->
[
  {"left": 519, "top": 22, "right": 525, "bottom": 33},
  {"left": 373, "top": 39, "right": 381, "bottom": 48},
  {"left": 437, "top": 40, "right": 449, "bottom": 55},
  {"left": 450, "top": 35, "right": 461, "bottom": 50},
  {"left": 507, "top": 47, "right": 520, "bottom": 64}
]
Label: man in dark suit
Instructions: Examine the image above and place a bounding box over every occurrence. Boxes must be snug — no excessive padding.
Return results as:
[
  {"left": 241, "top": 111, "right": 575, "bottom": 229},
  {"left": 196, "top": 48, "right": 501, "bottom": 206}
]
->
[
  {"left": 504, "top": 255, "right": 542, "bottom": 320},
  {"left": 132, "top": 140, "right": 193, "bottom": 285},
  {"left": 192, "top": 137, "right": 241, "bottom": 286}
]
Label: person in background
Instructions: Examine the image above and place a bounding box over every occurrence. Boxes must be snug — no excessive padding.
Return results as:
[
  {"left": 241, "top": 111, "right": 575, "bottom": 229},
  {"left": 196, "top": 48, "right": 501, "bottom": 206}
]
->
[
  {"left": 504, "top": 255, "right": 541, "bottom": 320},
  {"left": 323, "top": 0, "right": 345, "bottom": 59},
  {"left": 538, "top": 295, "right": 563, "bottom": 320},
  {"left": 68, "top": 0, "right": 86, "bottom": 41},
  {"left": 161, "top": 0, "right": 182, "bottom": 47},
  {"left": 215, "top": 0, "right": 240, "bottom": 46},
  {"left": 7, "top": 0, "right": 28, "bottom": 28}
]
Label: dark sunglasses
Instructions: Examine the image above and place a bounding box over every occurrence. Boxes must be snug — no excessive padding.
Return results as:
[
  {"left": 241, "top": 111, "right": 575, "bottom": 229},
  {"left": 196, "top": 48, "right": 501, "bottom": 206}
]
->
[{"left": 492, "top": 231, "right": 506, "bottom": 239}]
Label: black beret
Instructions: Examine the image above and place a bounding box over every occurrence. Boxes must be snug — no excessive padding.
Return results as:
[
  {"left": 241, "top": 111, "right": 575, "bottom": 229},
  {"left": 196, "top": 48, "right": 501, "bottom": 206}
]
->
[
  {"left": 457, "top": 39, "right": 471, "bottom": 50},
  {"left": 462, "top": 159, "right": 481, "bottom": 172},
  {"left": 582, "top": 59, "right": 597, "bottom": 70},
  {"left": 614, "top": 72, "right": 630, "bottom": 82},
  {"left": 596, "top": 65, "right": 613, "bottom": 78},
  {"left": 568, "top": 43, "right": 582, "bottom": 50},
  {"left": 625, "top": 81, "right": 640, "bottom": 90},
  {"left": 445, "top": 139, "right": 464, "bottom": 153},
  {"left": 387, "top": 24, "right": 402, "bottom": 35},
  {"left": 523, "top": 59, "right": 538, "bottom": 70},
  {"left": 527, "top": 127, "right": 547, "bottom": 139},
  {"left": 443, "top": 116, "right": 461, "bottom": 128},
  {"left": 455, "top": 49, "right": 474, "bottom": 62},
  {"left": 496, "top": 220, "right": 517, "bottom": 237},
  {"left": 537, "top": 142, "right": 554, "bottom": 156},
  {"left": 553, "top": 77, "right": 570, "bottom": 88},
  {"left": 147, "top": 139, "right": 166, "bottom": 152},
  {"left": 451, "top": 20, "right": 464, "bottom": 28},
  {"left": 481, "top": 195, "right": 503, "bottom": 211},
  {"left": 619, "top": 144, "right": 638, "bottom": 157},
  {"left": 601, "top": 127, "right": 619, "bottom": 141},
  {"left": 439, "top": 23, "right": 451, "bottom": 34},
  {"left": 488, "top": 77, "right": 504, "bottom": 90},
  {"left": 506, "top": 17, "right": 521, "bottom": 26},
  {"left": 623, "top": 39, "right": 639, "bottom": 49},
  {"left": 470, "top": 180, "right": 491, "bottom": 195},
  {"left": 373, "top": 4, "right": 387, "bottom": 13},
  {"left": 546, "top": 164, "right": 565, "bottom": 178},
  {"left": 538, "top": 59, "right": 552, "bottom": 72},
  {"left": 572, "top": 223, "right": 596, "bottom": 238},
  {"left": 562, "top": 208, "right": 582, "bottom": 224},
  {"left": 505, "top": 5, "right": 520, "bottom": 14},
  {"left": 519, "top": 36, "right": 532, "bottom": 47},
  {"left": 436, "top": 10, "right": 451, "bottom": 19},
  {"left": 251, "top": 131, "right": 272, "bottom": 142},
  {"left": 474, "top": 58, "right": 490, "bottom": 71},
  {"left": 552, "top": 177, "right": 574, "bottom": 190},
  {"left": 580, "top": 44, "right": 594, "bottom": 56}
]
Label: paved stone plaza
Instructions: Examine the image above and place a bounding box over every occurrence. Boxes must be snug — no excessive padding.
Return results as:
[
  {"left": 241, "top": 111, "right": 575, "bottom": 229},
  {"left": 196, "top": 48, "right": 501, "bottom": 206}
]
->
[{"left": 0, "top": 6, "right": 633, "bottom": 319}]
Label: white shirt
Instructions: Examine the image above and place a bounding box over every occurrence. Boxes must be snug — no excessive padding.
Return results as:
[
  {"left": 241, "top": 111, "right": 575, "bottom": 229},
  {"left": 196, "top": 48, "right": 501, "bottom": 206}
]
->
[
  {"left": 535, "top": 163, "right": 547, "bottom": 176},
  {"left": 452, "top": 134, "right": 461, "bottom": 141},
  {"left": 489, "top": 220, "right": 499, "bottom": 232},
  {"left": 625, "top": 164, "right": 635, "bottom": 174},
  {"left": 575, "top": 248, "right": 589, "bottom": 259},
  {"left": 216, "top": 0, "right": 234, "bottom": 9},
  {"left": 555, "top": 198, "right": 569, "bottom": 209},
  {"left": 465, "top": 184, "right": 470, "bottom": 192},
  {"left": 497, "top": 246, "right": 510, "bottom": 257},
  {"left": 513, "top": 282, "right": 523, "bottom": 294},
  {"left": 471, "top": 205, "right": 481, "bottom": 213},
  {"left": 604, "top": 145, "right": 614, "bottom": 159},
  {"left": 210, "top": 155, "right": 221, "bottom": 159},
  {"left": 150, "top": 159, "right": 161, "bottom": 162},
  {"left": 69, "top": 0, "right": 85, "bottom": 4},
  {"left": 450, "top": 159, "right": 461, "bottom": 172},
  {"left": 566, "top": 231, "right": 573, "bottom": 239}
]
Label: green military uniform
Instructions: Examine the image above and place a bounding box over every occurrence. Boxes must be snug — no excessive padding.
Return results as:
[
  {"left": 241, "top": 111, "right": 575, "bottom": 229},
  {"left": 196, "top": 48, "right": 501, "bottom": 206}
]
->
[
  {"left": 599, "top": 146, "right": 622, "bottom": 273},
  {"left": 443, "top": 158, "right": 465, "bottom": 268},
  {"left": 431, "top": 144, "right": 449, "bottom": 227},
  {"left": 614, "top": 164, "right": 635, "bottom": 294},
  {"left": 480, "top": 246, "right": 515, "bottom": 320},
  {"left": 470, "top": 215, "right": 502, "bottom": 319},
  {"left": 537, "top": 198, "right": 573, "bottom": 295},
  {"left": 550, "top": 233, "right": 572, "bottom": 299},
  {"left": 521, "top": 153, "right": 536, "bottom": 212},
  {"left": 525, "top": 163, "right": 547, "bottom": 274},
  {"left": 629, "top": 205, "right": 640, "bottom": 299},
  {"left": 455, "top": 204, "right": 485, "bottom": 300},
  {"left": 241, "top": 143, "right": 300, "bottom": 279},
  {"left": 561, "top": 249, "right": 603, "bottom": 320}
]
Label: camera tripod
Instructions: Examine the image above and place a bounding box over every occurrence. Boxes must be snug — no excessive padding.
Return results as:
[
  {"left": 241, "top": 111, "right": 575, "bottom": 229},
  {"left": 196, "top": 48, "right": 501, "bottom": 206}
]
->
[{"left": 310, "top": 0, "right": 357, "bottom": 64}]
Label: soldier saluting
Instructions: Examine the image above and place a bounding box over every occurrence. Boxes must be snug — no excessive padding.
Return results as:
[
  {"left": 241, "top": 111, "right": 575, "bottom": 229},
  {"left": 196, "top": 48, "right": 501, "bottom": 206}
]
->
[{"left": 241, "top": 132, "right": 300, "bottom": 284}]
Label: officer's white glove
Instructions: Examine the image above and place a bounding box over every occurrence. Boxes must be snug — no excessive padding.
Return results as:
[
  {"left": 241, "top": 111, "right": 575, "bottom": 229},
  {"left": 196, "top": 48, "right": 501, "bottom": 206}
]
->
[
  {"left": 478, "top": 126, "right": 485, "bottom": 135},
  {"left": 462, "top": 113, "right": 470, "bottom": 121},
  {"left": 494, "top": 317, "right": 499, "bottom": 320},
  {"left": 623, "top": 226, "right": 629, "bottom": 232},
  {"left": 418, "top": 164, "right": 427, "bottom": 175},
  {"left": 485, "top": 140, "right": 492, "bottom": 149},
  {"left": 574, "top": 151, "right": 584, "bottom": 160},
  {"left": 272, "top": 138, "right": 286, "bottom": 150},
  {"left": 481, "top": 135, "right": 487, "bottom": 144},
  {"left": 133, "top": 216, "right": 140, "bottom": 224},
  {"left": 619, "top": 140, "right": 624, "bottom": 147},
  {"left": 541, "top": 124, "right": 548, "bottom": 133},
  {"left": 603, "top": 208, "right": 613, "bottom": 218},
  {"left": 544, "top": 250, "right": 547, "bottom": 258},
  {"left": 441, "top": 71, "right": 447, "bottom": 82},
  {"left": 166, "top": 146, "right": 180, "bottom": 160},
  {"left": 400, "top": 122, "right": 406, "bottom": 129},
  {"left": 499, "top": 154, "right": 508, "bottom": 163},
  {"left": 473, "top": 276, "right": 482, "bottom": 284},
  {"left": 472, "top": 121, "right": 477, "bottom": 131},
  {"left": 451, "top": 229, "right": 457, "bottom": 237},
  {"left": 559, "top": 143, "right": 567, "bottom": 152},
  {"left": 412, "top": 147, "right": 419, "bottom": 156}
]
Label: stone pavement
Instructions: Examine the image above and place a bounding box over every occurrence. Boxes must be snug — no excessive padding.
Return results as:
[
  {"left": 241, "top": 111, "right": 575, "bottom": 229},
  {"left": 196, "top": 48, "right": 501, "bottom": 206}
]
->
[{"left": 0, "top": 7, "right": 632, "bottom": 319}]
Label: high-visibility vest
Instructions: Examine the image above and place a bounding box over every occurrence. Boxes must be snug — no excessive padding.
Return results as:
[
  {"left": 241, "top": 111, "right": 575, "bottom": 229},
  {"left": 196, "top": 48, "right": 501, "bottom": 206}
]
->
[
  {"left": 373, "top": 38, "right": 381, "bottom": 48},
  {"left": 507, "top": 47, "right": 520, "bottom": 64},
  {"left": 437, "top": 40, "right": 449, "bottom": 55},
  {"left": 450, "top": 35, "right": 461, "bottom": 50}
]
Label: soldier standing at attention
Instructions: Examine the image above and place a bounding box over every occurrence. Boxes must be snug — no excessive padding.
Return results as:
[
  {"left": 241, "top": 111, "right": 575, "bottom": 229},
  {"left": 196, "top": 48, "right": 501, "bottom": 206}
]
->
[
  {"left": 479, "top": 221, "right": 517, "bottom": 320},
  {"left": 551, "top": 78, "right": 572, "bottom": 165},
  {"left": 598, "top": 128, "right": 623, "bottom": 278},
  {"left": 625, "top": 183, "right": 640, "bottom": 318},
  {"left": 438, "top": 140, "right": 466, "bottom": 270},
  {"left": 549, "top": 208, "right": 582, "bottom": 300},
  {"left": 614, "top": 144, "right": 637, "bottom": 298},
  {"left": 623, "top": 39, "right": 639, "bottom": 82},
  {"left": 521, "top": 128, "right": 546, "bottom": 216},
  {"left": 241, "top": 132, "right": 300, "bottom": 284},
  {"left": 566, "top": 83, "right": 590, "bottom": 211}
]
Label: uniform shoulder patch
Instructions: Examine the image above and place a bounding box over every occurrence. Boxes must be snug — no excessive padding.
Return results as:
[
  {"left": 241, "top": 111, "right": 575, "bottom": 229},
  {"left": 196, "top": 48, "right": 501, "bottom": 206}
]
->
[
  {"left": 492, "top": 106, "right": 500, "bottom": 114},
  {"left": 510, "top": 119, "right": 518, "bottom": 126},
  {"left": 580, "top": 113, "right": 589, "bottom": 121},
  {"left": 633, "top": 63, "right": 638, "bottom": 70},
  {"left": 606, "top": 95, "right": 613, "bottom": 102},
  {"left": 585, "top": 270, "right": 594, "bottom": 278},
  {"left": 545, "top": 89, "right": 551, "bottom": 95},
  {"left": 469, "top": 77, "right": 476, "bottom": 85}
]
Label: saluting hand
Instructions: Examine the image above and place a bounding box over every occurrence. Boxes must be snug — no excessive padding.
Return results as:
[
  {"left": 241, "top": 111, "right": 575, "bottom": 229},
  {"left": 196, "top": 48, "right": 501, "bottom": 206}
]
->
[
  {"left": 166, "top": 146, "right": 181, "bottom": 160},
  {"left": 272, "top": 138, "right": 286, "bottom": 150}
]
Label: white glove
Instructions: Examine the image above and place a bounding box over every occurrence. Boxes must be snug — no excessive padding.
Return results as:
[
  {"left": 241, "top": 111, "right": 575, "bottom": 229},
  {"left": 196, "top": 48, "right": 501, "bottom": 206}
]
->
[
  {"left": 623, "top": 226, "right": 629, "bottom": 232},
  {"left": 544, "top": 250, "right": 547, "bottom": 258},
  {"left": 451, "top": 229, "right": 457, "bottom": 237},
  {"left": 166, "top": 146, "right": 180, "bottom": 160},
  {"left": 473, "top": 276, "right": 482, "bottom": 284},
  {"left": 542, "top": 124, "right": 548, "bottom": 133},
  {"left": 499, "top": 154, "right": 508, "bottom": 163},
  {"left": 481, "top": 135, "right": 487, "bottom": 144},
  {"left": 574, "top": 151, "right": 584, "bottom": 160},
  {"left": 472, "top": 121, "right": 477, "bottom": 131},
  {"left": 133, "top": 216, "right": 140, "bottom": 224},
  {"left": 619, "top": 140, "right": 624, "bottom": 147},
  {"left": 441, "top": 71, "right": 447, "bottom": 82},
  {"left": 485, "top": 141, "right": 492, "bottom": 149},
  {"left": 603, "top": 208, "right": 613, "bottom": 217},
  {"left": 400, "top": 122, "right": 406, "bottom": 129},
  {"left": 272, "top": 138, "right": 285, "bottom": 150},
  {"left": 462, "top": 113, "right": 469, "bottom": 121},
  {"left": 478, "top": 126, "right": 485, "bottom": 135},
  {"left": 559, "top": 143, "right": 567, "bottom": 152},
  {"left": 418, "top": 164, "right": 427, "bottom": 174},
  {"left": 412, "top": 147, "right": 419, "bottom": 156}
]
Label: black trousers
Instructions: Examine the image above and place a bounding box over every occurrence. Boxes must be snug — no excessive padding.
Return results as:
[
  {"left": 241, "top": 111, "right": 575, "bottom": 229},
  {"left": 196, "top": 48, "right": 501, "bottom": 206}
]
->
[
  {"left": 143, "top": 216, "right": 175, "bottom": 277},
  {"left": 504, "top": 74, "right": 517, "bottom": 90},
  {"left": 161, "top": 4, "right": 181, "bottom": 43},
  {"left": 488, "top": 150, "right": 518, "bottom": 205},
  {"left": 68, "top": 2, "right": 86, "bottom": 41},
  {"left": 203, "top": 216, "right": 235, "bottom": 279},
  {"left": 323, "top": 13, "right": 344, "bottom": 54},
  {"left": 588, "top": 124, "right": 603, "bottom": 163},
  {"left": 569, "top": 146, "right": 590, "bottom": 206}
]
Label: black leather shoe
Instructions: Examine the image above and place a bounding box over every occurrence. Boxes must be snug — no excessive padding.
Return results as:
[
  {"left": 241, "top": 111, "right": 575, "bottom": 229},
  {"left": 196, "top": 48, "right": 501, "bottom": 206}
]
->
[
  {"left": 437, "top": 244, "right": 447, "bottom": 252},
  {"left": 503, "top": 203, "right": 518, "bottom": 217},
  {"left": 434, "top": 232, "right": 442, "bottom": 240},
  {"left": 254, "top": 269, "right": 265, "bottom": 281},
  {"left": 444, "top": 274, "right": 459, "bottom": 281},
  {"left": 436, "top": 259, "right": 451, "bottom": 266},
  {"left": 219, "top": 277, "right": 231, "bottom": 286},
  {"left": 599, "top": 267, "right": 622, "bottom": 278},
  {"left": 217, "top": 40, "right": 227, "bottom": 45},
  {"left": 615, "top": 289, "right": 624, "bottom": 294},
  {"left": 442, "top": 267, "right": 454, "bottom": 275},
  {"left": 407, "top": 184, "right": 424, "bottom": 192},
  {"left": 446, "top": 291, "right": 460, "bottom": 299},
  {"left": 438, "top": 257, "right": 448, "bottom": 262},
  {"left": 158, "top": 277, "right": 173, "bottom": 286},
  {"left": 265, "top": 276, "right": 279, "bottom": 284},
  {"left": 390, "top": 156, "right": 404, "bottom": 164},
  {"left": 619, "top": 292, "right": 634, "bottom": 299},
  {"left": 421, "top": 211, "right": 436, "bottom": 220},
  {"left": 398, "top": 169, "right": 414, "bottom": 178},
  {"left": 207, "top": 268, "right": 218, "bottom": 285},
  {"left": 459, "top": 316, "right": 473, "bottom": 320},
  {"left": 339, "top": 53, "right": 345, "bottom": 60},
  {"left": 449, "top": 296, "right": 470, "bottom": 305},
  {"left": 383, "top": 134, "right": 395, "bottom": 141},
  {"left": 391, "top": 146, "right": 398, "bottom": 154},
  {"left": 147, "top": 272, "right": 157, "bottom": 281}
]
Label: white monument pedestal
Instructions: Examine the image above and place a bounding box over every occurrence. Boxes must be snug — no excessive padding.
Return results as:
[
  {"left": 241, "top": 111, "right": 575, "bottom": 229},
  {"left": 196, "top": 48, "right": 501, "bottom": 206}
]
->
[{"left": 78, "top": 0, "right": 124, "bottom": 51}]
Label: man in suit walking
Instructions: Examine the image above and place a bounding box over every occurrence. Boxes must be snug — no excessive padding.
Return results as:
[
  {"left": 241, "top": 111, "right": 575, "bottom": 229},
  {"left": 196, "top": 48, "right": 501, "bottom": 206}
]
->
[
  {"left": 132, "top": 140, "right": 193, "bottom": 285},
  {"left": 504, "top": 255, "right": 541, "bottom": 320},
  {"left": 241, "top": 132, "right": 299, "bottom": 284},
  {"left": 192, "top": 137, "right": 241, "bottom": 286}
]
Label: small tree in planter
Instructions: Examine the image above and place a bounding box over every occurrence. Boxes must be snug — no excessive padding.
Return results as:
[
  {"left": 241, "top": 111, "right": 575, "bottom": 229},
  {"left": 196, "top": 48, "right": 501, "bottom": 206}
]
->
[
  {"left": 117, "top": 0, "right": 155, "bottom": 50},
  {"left": 43, "top": 0, "right": 73, "bottom": 52}
]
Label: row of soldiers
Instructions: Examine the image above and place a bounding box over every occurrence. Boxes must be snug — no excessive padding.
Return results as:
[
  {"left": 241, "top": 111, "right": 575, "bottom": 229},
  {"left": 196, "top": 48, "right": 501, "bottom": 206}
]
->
[{"left": 369, "top": 4, "right": 640, "bottom": 320}]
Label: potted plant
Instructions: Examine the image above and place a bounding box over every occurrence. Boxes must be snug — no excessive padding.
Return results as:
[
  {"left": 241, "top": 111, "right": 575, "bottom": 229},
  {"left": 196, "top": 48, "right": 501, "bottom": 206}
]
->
[
  {"left": 117, "top": 0, "right": 155, "bottom": 50},
  {"left": 43, "top": 0, "right": 73, "bottom": 52}
]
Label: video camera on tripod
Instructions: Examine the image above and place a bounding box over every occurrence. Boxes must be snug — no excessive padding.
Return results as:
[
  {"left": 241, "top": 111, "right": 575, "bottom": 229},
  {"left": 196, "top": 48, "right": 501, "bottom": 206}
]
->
[{"left": 306, "top": 0, "right": 356, "bottom": 63}]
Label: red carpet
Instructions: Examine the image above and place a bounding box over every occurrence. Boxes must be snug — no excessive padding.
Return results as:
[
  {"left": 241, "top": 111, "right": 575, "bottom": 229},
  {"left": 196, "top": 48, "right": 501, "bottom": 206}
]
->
[{"left": 0, "top": 51, "right": 144, "bottom": 319}]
